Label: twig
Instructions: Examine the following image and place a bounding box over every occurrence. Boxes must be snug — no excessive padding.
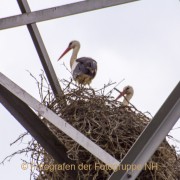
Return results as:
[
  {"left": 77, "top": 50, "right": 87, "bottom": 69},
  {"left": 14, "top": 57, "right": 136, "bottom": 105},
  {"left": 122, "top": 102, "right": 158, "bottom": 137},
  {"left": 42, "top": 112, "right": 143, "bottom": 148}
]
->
[
  {"left": 105, "top": 78, "right": 125, "bottom": 96},
  {"left": 143, "top": 111, "right": 153, "bottom": 118},
  {"left": 95, "top": 81, "right": 116, "bottom": 93},
  {"left": 62, "top": 62, "right": 72, "bottom": 75},
  {"left": 171, "top": 127, "right": 180, "bottom": 131}
]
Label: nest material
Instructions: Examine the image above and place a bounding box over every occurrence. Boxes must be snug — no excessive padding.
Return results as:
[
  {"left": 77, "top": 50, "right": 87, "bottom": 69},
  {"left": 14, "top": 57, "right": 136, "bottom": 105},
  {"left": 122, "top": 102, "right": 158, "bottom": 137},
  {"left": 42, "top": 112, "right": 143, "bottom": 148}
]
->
[
  {"left": 2, "top": 74, "right": 180, "bottom": 180},
  {"left": 33, "top": 77, "right": 179, "bottom": 180}
]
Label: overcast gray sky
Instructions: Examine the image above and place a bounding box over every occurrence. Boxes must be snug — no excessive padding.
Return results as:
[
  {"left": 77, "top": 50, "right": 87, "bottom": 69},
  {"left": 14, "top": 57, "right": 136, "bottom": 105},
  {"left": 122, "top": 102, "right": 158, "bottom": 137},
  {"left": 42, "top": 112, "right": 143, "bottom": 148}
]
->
[{"left": 0, "top": 0, "right": 180, "bottom": 179}]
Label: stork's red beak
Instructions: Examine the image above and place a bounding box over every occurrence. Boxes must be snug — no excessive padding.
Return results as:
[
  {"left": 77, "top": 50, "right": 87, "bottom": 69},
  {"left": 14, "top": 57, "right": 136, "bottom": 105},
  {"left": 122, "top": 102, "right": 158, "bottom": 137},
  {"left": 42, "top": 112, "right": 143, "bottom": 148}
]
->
[
  {"left": 58, "top": 47, "right": 71, "bottom": 61},
  {"left": 115, "top": 90, "right": 127, "bottom": 101}
]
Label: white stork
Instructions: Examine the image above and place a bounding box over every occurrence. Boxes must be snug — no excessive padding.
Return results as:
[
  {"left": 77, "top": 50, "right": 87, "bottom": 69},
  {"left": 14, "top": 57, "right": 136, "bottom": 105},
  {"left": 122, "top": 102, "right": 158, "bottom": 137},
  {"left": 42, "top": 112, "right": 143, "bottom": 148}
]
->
[
  {"left": 58, "top": 40, "right": 97, "bottom": 85},
  {"left": 116, "top": 86, "right": 134, "bottom": 105}
]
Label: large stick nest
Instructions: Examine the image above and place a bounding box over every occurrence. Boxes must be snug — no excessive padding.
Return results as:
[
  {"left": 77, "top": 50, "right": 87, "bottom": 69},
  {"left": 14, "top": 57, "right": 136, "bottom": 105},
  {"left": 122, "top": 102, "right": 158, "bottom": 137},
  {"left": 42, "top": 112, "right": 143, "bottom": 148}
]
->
[
  {"left": 2, "top": 73, "right": 180, "bottom": 180},
  {"left": 34, "top": 73, "right": 180, "bottom": 180}
]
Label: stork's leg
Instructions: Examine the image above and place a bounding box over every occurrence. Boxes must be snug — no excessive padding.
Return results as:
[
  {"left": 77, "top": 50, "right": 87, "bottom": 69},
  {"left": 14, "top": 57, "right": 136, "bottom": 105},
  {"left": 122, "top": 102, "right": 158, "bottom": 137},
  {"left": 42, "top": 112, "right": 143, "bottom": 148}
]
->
[{"left": 88, "top": 84, "right": 95, "bottom": 95}]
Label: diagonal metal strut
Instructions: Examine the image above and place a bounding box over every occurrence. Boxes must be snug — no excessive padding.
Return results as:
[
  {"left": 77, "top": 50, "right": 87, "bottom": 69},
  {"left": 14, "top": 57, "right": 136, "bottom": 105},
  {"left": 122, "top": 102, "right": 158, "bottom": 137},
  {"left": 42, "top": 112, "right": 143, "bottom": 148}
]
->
[
  {"left": 0, "top": 84, "right": 78, "bottom": 179},
  {"left": 17, "top": 0, "right": 64, "bottom": 98},
  {"left": 0, "top": 72, "right": 120, "bottom": 166},
  {"left": 108, "top": 82, "right": 180, "bottom": 180}
]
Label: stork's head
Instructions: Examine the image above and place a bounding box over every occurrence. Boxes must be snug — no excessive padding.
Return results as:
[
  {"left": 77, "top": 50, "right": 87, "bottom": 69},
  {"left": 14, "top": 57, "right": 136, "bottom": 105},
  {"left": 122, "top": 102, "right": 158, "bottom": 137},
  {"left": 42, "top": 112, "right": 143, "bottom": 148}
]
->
[
  {"left": 123, "top": 86, "right": 134, "bottom": 95},
  {"left": 58, "top": 40, "right": 80, "bottom": 61},
  {"left": 115, "top": 85, "right": 134, "bottom": 101},
  {"left": 68, "top": 40, "right": 80, "bottom": 49}
]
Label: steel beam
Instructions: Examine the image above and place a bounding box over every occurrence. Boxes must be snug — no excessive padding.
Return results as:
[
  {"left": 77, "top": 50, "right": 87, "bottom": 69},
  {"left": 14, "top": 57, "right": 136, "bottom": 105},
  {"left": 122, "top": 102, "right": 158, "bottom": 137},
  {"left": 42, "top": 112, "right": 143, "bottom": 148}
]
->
[
  {"left": 0, "top": 72, "right": 119, "bottom": 166},
  {"left": 0, "top": 85, "right": 78, "bottom": 179},
  {"left": 108, "top": 82, "right": 180, "bottom": 180},
  {"left": 17, "top": 0, "right": 63, "bottom": 98},
  {"left": 0, "top": 0, "right": 139, "bottom": 30}
]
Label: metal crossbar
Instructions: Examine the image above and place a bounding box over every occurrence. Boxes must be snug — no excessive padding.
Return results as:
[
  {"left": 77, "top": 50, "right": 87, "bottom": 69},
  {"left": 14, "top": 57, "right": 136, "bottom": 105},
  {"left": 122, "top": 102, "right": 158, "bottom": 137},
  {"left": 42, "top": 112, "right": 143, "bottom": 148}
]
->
[{"left": 0, "top": 0, "right": 139, "bottom": 30}]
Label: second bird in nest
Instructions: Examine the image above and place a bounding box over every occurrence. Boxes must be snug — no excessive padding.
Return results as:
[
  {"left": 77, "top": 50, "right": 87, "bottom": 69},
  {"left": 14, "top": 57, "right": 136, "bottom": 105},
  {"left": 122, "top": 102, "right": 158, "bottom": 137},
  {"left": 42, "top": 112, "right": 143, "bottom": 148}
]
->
[
  {"left": 58, "top": 40, "right": 97, "bottom": 86},
  {"left": 116, "top": 86, "right": 134, "bottom": 106}
]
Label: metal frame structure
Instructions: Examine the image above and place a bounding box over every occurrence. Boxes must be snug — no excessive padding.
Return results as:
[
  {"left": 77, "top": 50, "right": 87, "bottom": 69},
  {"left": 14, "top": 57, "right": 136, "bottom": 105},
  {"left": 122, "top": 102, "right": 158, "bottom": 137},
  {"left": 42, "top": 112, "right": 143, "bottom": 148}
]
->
[{"left": 0, "top": 0, "right": 180, "bottom": 179}]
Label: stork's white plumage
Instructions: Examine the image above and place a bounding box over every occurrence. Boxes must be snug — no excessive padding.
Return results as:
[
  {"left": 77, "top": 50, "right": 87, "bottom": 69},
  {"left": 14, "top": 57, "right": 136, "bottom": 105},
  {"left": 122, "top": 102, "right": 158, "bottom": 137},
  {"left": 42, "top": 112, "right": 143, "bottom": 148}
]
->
[
  {"left": 116, "top": 86, "right": 134, "bottom": 105},
  {"left": 58, "top": 40, "right": 97, "bottom": 85}
]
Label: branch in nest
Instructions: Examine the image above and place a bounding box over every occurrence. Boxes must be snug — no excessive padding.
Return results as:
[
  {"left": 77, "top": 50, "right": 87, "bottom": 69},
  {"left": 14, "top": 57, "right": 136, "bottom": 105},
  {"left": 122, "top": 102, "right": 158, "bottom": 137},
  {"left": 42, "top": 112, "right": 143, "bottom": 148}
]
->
[
  {"left": 105, "top": 78, "right": 125, "bottom": 96},
  {"left": 10, "top": 132, "right": 29, "bottom": 146},
  {"left": 95, "top": 81, "right": 116, "bottom": 94},
  {"left": 62, "top": 62, "right": 72, "bottom": 75}
]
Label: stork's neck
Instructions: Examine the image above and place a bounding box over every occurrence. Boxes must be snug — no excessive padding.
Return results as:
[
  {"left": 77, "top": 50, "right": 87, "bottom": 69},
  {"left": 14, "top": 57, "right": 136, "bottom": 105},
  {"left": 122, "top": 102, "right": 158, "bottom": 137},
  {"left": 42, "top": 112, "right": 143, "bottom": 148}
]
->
[
  {"left": 70, "top": 45, "right": 80, "bottom": 69},
  {"left": 122, "top": 94, "right": 133, "bottom": 106}
]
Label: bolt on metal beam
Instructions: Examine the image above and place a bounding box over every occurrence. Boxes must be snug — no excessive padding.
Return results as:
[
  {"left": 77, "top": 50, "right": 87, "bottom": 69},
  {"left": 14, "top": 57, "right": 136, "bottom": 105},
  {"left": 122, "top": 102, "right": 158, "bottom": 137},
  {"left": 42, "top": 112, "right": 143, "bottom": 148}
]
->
[
  {"left": 0, "top": 84, "right": 78, "bottom": 179},
  {"left": 17, "top": 0, "right": 63, "bottom": 98},
  {"left": 0, "top": 0, "right": 139, "bottom": 30},
  {"left": 108, "top": 82, "right": 180, "bottom": 180}
]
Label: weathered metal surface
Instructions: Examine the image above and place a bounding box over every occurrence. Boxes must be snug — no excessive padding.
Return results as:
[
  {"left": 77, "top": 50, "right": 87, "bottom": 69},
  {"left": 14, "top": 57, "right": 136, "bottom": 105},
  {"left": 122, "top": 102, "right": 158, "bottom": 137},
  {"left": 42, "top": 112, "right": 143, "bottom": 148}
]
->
[
  {"left": 0, "top": 72, "right": 119, "bottom": 166},
  {"left": 0, "top": 84, "right": 78, "bottom": 179},
  {"left": 0, "top": 0, "right": 139, "bottom": 30},
  {"left": 17, "top": 0, "right": 64, "bottom": 98}
]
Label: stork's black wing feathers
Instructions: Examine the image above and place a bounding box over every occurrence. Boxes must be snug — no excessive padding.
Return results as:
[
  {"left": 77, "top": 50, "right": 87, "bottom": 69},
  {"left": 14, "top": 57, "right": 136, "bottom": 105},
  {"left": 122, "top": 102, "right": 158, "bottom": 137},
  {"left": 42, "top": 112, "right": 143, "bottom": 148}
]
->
[{"left": 73, "top": 57, "right": 97, "bottom": 80}]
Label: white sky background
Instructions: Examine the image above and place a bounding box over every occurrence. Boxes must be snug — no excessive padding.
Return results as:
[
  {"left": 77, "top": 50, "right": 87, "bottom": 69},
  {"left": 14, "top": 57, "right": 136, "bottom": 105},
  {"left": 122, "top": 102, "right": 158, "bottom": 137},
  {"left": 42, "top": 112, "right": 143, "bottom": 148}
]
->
[{"left": 0, "top": 0, "right": 180, "bottom": 179}]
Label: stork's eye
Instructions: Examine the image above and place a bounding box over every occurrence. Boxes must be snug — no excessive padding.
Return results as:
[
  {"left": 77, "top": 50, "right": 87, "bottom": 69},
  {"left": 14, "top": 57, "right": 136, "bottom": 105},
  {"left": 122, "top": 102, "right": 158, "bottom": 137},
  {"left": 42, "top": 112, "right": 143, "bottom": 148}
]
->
[
  {"left": 69, "top": 42, "right": 72, "bottom": 46},
  {"left": 126, "top": 87, "right": 129, "bottom": 90}
]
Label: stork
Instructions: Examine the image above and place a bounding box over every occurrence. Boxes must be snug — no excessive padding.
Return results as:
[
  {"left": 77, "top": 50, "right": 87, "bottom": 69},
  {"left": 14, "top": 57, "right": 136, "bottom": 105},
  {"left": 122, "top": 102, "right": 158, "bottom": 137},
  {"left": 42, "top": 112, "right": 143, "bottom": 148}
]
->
[
  {"left": 116, "top": 86, "right": 134, "bottom": 106},
  {"left": 58, "top": 40, "right": 97, "bottom": 85}
]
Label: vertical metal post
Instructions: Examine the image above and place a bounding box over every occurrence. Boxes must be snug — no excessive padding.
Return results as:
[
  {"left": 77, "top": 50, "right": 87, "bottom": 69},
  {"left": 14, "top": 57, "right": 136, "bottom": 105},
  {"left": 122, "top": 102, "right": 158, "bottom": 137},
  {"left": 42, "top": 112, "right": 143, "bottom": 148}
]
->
[{"left": 17, "top": 0, "right": 63, "bottom": 97}]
